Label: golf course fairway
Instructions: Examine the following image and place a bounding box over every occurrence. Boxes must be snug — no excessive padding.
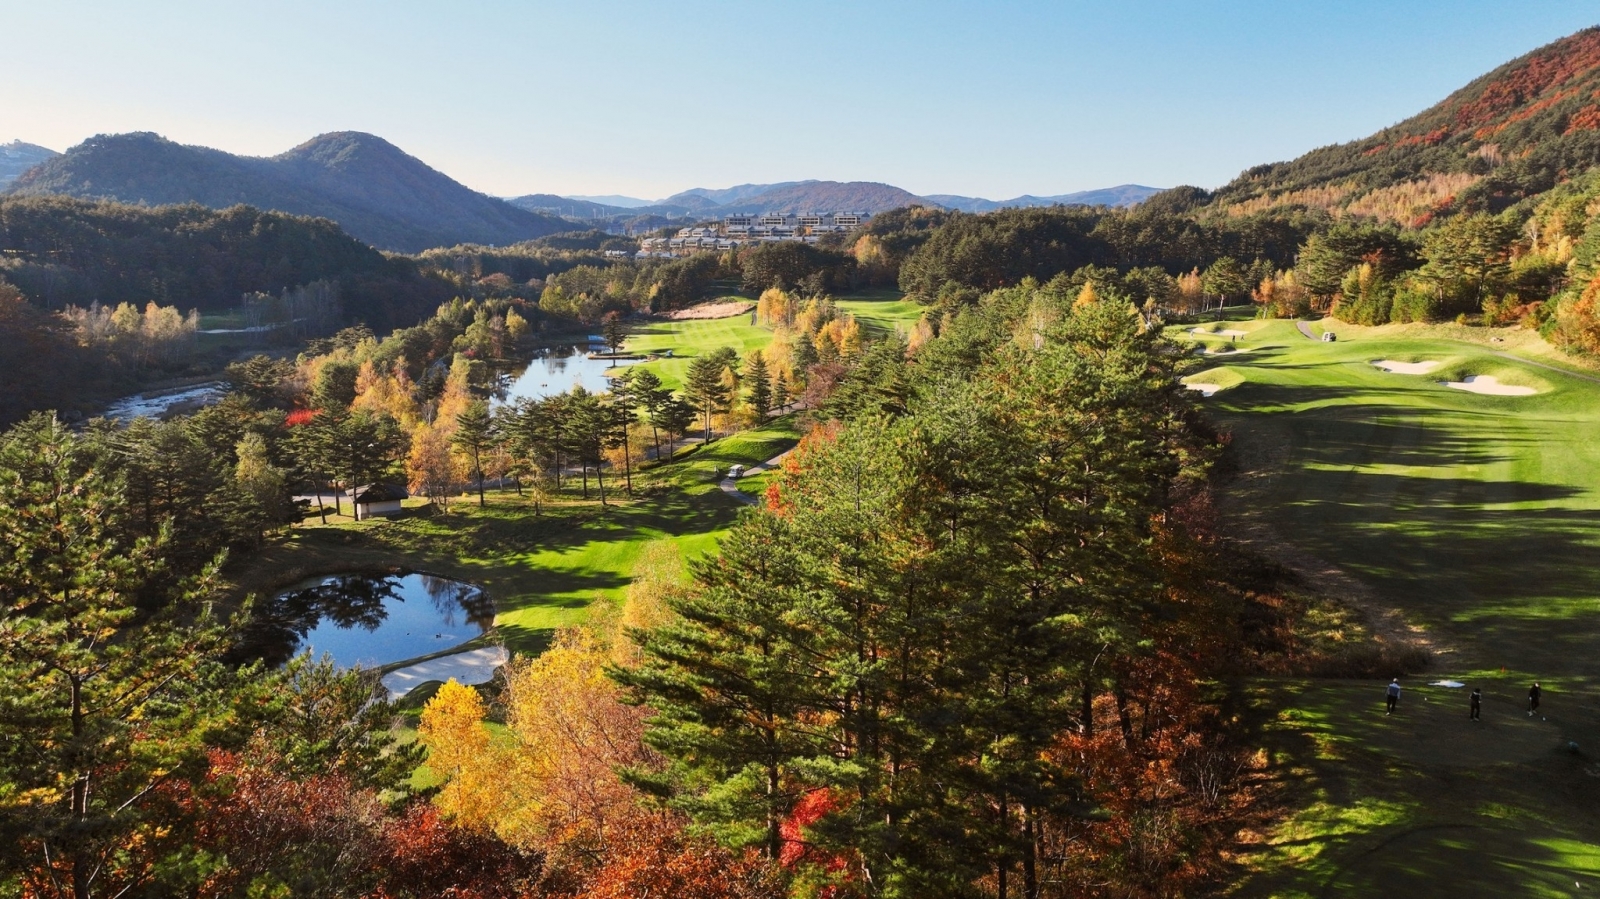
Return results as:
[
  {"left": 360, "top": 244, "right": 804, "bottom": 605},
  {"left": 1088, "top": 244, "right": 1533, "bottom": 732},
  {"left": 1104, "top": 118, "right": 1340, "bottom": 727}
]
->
[{"left": 1187, "top": 316, "right": 1600, "bottom": 897}]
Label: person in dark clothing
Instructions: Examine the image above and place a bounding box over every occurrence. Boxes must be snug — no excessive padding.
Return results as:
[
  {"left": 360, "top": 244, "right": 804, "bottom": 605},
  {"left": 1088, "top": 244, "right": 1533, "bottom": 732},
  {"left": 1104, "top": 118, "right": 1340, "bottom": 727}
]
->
[
  {"left": 1386, "top": 678, "right": 1401, "bottom": 715},
  {"left": 1470, "top": 688, "right": 1482, "bottom": 720},
  {"left": 1528, "top": 682, "right": 1541, "bottom": 716}
]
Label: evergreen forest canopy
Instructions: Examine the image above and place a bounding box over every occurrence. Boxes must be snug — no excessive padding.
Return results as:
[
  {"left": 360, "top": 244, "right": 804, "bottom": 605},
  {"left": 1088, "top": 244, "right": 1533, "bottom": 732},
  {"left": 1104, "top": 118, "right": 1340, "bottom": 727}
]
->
[{"left": 11, "top": 22, "right": 1600, "bottom": 899}]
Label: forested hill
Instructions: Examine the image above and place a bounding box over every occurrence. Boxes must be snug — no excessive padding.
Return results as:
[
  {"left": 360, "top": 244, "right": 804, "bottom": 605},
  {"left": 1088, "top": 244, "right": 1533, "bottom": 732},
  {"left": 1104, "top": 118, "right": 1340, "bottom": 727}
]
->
[
  {"left": 0, "top": 196, "right": 450, "bottom": 327},
  {"left": 0, "top": 141, "right": 58, "bottom": 188},
  {"left": 1200, "top": 26, "right": 1600, "bottom": 224},
  {"left": 7, "top": 131, "right": 568, "bottom": 252}
]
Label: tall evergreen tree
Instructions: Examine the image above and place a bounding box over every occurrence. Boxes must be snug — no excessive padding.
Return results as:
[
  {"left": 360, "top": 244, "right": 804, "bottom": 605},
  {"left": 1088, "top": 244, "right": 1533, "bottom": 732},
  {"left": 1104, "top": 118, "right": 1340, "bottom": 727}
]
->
[
  {"left": 601, "top": 311, "right": 629, "bottom": 355},
  {"left": 743, "top": 351, "right": 772, "bottom": 420},
  {"left": 627, "top": 367, "right": 670, "bottom": 458},
  {"left": 684, "top": 355, "right": 731, "bottom": 441},
  {"left": 452, "top": 400, "right": 496, "bottom": 508},
  {"left": 0, "top": 414, "right": 231, "bottom": 899}
]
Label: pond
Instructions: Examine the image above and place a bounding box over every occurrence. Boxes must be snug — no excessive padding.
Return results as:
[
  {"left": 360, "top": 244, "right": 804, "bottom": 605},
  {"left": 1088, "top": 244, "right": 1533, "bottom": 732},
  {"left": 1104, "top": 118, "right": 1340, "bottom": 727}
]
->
[
  {"left": 497, "top": 342, "right": 638, "bottom": 404},
  {"left": 243, "top": 571, "right": 496, "bottom": 669}
]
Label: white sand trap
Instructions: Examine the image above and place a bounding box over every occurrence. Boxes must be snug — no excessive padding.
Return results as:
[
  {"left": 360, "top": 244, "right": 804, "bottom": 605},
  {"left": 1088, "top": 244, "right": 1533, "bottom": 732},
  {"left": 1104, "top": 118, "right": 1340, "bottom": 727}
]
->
[
  {"left": 1372, "top": 359, "right": 1442, "bottom": 374},
  {"left": 1184, "top": 383, "right": 1224, "bottom": 397},
  {"left": 1189, "top": 328, "right": 1249, "bottom": 338},
  {"left": 381, "top": 645, "right": 509, "bottom": 699},
  {"left": 1443, "top": 375, "right": 1536, "bottom": 396}
]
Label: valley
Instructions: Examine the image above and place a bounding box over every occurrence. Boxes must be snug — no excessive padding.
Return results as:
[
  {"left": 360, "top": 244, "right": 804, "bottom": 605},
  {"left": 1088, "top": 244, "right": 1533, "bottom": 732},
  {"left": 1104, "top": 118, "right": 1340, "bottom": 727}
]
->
[{"left": 8, "top": 13, "right": 1600, "bottom": 899}]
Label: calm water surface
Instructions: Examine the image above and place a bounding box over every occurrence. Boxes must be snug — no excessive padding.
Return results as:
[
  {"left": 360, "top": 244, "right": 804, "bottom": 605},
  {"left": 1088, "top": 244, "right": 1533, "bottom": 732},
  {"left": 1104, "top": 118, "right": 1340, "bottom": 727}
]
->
[
  {"left": 497, "top": 343, "right": 638, "bottom": 404},
  {"left": 250, "top": 572, "right": 495, "bottom": 668}
]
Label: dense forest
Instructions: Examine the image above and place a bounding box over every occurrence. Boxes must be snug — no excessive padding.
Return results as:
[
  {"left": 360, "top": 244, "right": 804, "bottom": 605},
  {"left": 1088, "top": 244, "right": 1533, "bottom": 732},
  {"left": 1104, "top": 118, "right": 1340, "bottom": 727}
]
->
[
  {"left": 0, "top": 196, "right": 450, "bottom": 323},
  {"left": 2, "top": 274, "right": 1313, "bottom": 897},
  {"left": 10, "top": 23, "right": 1600, "bottom": 898}
]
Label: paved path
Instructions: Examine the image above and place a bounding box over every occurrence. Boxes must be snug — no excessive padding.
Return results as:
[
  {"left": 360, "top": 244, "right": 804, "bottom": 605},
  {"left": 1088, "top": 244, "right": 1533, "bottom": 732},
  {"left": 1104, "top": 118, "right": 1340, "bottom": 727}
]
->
[
  {"left": 718, "top": 449, "right": 796, "bottom": 506},
  {"left": 1491, "top": 351, "right": 1600, "bottom": 386},
  {"left": 1296, "top": 320, "right": 1317, "bottom": 340}
]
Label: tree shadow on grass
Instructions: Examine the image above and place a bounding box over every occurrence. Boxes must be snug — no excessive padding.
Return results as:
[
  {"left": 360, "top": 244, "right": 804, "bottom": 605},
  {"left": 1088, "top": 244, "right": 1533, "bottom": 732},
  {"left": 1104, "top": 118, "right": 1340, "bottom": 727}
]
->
[
  {"left": 1291, "top": 413, "right": 1527, "bottom": 470},
  {"left": 1230, "top": 679, "right": 1600, "bottom": 899}
]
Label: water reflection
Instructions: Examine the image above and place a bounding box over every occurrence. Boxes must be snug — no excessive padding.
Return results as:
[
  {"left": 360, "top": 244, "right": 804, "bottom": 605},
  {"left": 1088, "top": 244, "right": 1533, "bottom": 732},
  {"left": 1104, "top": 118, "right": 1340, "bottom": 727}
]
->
[
  {"left": 497, "top": 343, "right": 638, "bottom": 404},
  {"left": 242, "top": 572, "right": 495, "bottom": 669}
]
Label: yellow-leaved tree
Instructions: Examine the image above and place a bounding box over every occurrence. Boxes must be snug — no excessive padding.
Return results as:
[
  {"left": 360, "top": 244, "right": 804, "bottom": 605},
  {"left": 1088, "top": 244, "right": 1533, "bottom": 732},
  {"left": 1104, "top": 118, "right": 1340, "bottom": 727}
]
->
[{"left": 418, "top": 680, "right": 505, "bottom": 826}]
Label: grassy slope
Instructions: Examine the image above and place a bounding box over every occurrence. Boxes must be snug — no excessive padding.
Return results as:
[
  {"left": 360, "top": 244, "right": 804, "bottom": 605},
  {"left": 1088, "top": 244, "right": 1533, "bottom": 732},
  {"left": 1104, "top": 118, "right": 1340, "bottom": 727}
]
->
[
  {"left": 623, "top": 314, "right": 773, "bottom": 391},
  {"left": 834, "top": 289, "right": 923, "bottom": 337},
  {"left": 228, "top": 415, "right": 804, "bottom": 659},
  {"left": 1180, "top": 316, "right": 1600, "bottom": 897}
]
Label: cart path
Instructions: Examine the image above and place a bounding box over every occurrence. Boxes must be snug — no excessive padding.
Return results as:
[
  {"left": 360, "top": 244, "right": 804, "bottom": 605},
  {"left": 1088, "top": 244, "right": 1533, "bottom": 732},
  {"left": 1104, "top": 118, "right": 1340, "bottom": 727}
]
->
[
  {"left": 1491, "top": 351, "right": 1600, "bottom": 385},
  {"left": 718, "top": 449, "right": 796, "bottom": 506},
  {"left": 1296, "top": 320, "right": 1317, "bottom": 340}
]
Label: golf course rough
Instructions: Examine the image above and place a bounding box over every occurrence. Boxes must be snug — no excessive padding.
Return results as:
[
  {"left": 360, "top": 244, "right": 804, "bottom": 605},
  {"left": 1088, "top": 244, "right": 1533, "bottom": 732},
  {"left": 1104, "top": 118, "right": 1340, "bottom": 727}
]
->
[{"left": 1187, "top": 316, "right": 1600, "bottom": 897}]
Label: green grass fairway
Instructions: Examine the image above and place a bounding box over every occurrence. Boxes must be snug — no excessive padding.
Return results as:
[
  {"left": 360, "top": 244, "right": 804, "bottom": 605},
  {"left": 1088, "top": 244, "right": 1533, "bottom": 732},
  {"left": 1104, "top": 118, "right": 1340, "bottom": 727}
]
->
[
  {"left": 834, "top": 289, "right": 924, "bottom": 337},
  {"left": 623, "top": 314, "right": 773, "bottom": 391},
  {"left": 1187, "top": 317, "right": 1600, "bottom": 897},
  {"left": 229, "top": 415, "right": 803, "bottom": 662}
]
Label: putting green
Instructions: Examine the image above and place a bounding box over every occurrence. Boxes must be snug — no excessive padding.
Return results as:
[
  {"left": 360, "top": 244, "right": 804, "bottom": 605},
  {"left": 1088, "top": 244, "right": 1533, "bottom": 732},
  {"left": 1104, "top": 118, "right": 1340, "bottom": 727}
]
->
[{"left": 1194, "top": 317, "right": 1600, "bottom": 897}]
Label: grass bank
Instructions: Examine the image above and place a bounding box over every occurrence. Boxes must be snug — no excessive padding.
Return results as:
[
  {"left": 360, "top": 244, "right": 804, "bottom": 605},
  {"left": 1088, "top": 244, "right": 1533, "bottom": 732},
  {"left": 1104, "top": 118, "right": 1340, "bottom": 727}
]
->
[
  {"left": 1181, "top": 315, "right": 1600, "bottom": 896},
  {"left": 228, "top": 415, "right": 805, "bottom": 659}
]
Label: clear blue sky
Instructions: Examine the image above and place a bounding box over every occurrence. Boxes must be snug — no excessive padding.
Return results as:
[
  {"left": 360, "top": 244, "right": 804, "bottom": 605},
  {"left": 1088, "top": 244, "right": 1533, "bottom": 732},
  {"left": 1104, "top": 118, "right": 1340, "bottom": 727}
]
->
[{"left": 3, "top": 1, "right": 1595, "bottom": 201}]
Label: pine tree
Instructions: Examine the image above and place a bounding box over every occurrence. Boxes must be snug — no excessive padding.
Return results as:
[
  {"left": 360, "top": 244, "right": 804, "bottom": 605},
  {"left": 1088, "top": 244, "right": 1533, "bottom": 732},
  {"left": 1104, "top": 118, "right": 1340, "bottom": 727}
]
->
[
  {"left": 628, "top": 368, "right": 670, "bottom": 458},
  {"left": 772, "top": 371, "right": 790, "bottom": 413},
  {"left": 791, "top": 330, "right": 818, "bottom": 373},
  {"left": 601, "top": 311, "right": 629, "bottom": 355},
  {"left": 605, "top": 374, "right": 638, "bottom": 495},
  {"left": 684, "top": 355, "right": 731, "bottom": 441},
  {"left": 0, "top": 414, "right": 231, "bottom": 899},
  {"left": 743, "top": 351, "right": 772, "bottom": 420},
  {"left": 452, "top": 400, "right": 496, "bottom": 508}
]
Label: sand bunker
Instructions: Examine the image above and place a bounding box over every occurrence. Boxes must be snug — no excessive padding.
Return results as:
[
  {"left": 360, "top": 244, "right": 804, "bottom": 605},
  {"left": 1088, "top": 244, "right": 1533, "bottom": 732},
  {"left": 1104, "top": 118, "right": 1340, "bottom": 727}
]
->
[
  {"left": 381, "top": 645, "right": 509, "bottom": 699},
  {"left": 1189, "top": 327, "right": 1248, "bottom": 338},
  {"left": 1184, "top": 383, "right": 1224, "bottom": 397},
  {"left": 1373, "top": 359, "right": 1442, "bottom": 375},
  {"left": 1443, "top": 375, "right": 1536, "bottom": 396},
  {"left": 665, "top": 300, "right": 755, "bottom": 320}
]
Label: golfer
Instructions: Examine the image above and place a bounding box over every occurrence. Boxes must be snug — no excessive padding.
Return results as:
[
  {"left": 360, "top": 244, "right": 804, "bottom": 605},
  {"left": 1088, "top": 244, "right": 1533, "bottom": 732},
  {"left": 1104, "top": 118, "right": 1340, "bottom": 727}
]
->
[
  {"left": 1528, "top": 682, "right": 1541, "bottom": 716},
  {"left": 1386, "top": 678, "right": 1401, "bottom": 715},
  {"left": 1470, "top": 688, "right": 1482, "bottom": 721}
]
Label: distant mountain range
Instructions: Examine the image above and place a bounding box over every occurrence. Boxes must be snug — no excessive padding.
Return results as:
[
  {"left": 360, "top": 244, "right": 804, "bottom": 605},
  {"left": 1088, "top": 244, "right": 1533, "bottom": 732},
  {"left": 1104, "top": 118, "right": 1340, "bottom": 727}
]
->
[
  {"left": 0, "top": 141, "right": 59, "bottom": 188},
  {"left": 564, "top": 194, "right": 653, "bottom": 208},
  {"left": 6, "top": 132, "right": 568, "bottom": 252},
  {"left": 516, "top": 181, "right": 1162, "bottom": 220},
  {"left": 4, "top": 130, "right": 1160, "bottom": 253},
  {"left": 922, "top": 185, "right": 1163, "bottom": 212}
]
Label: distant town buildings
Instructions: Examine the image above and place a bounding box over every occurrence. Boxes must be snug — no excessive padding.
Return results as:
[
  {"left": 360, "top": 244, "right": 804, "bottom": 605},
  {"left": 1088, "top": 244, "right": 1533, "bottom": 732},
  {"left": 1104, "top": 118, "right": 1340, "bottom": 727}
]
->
[{"left": 635, "top": 212, "right": 867, "bottom": 258}]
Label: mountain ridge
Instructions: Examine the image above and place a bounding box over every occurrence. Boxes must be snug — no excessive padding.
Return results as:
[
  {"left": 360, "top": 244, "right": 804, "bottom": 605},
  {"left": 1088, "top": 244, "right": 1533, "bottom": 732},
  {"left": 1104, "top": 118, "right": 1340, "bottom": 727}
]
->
[
  {"left": 0, "top": 141, "right": 59, "bottom": 189},
  {"left": 7, "top": 131, "right": 568, "bottom": 252},
  {"left": 1197, "top": 26, "right": 1600, "bottom": 223},
  {"left": 519, "top": 181, "right": 1165, "bottom": 220}
]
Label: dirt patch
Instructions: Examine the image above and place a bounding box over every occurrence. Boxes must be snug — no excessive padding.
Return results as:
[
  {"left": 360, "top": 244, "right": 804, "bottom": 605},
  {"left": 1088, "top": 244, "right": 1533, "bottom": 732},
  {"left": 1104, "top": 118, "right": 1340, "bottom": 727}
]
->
[{"left": 664, "top": 300, "right": 755, "bottom": 320}]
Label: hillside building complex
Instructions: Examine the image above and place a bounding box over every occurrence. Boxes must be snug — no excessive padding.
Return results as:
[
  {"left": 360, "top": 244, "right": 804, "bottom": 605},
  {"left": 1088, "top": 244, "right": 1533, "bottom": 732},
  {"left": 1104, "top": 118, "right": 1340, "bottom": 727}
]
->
[{"left": 637, "top": 212, "right": 866, "bottom": 258}]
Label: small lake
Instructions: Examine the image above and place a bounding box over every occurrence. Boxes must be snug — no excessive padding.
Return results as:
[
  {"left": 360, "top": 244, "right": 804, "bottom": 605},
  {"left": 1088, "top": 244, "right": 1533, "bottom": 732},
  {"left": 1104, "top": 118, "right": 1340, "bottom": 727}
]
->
[
  {"left": 497, "top": 342, "right": 639, "bottom": 404},
  {"left": 245, "top": 572, "right": 496, "bottom": 669}
]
